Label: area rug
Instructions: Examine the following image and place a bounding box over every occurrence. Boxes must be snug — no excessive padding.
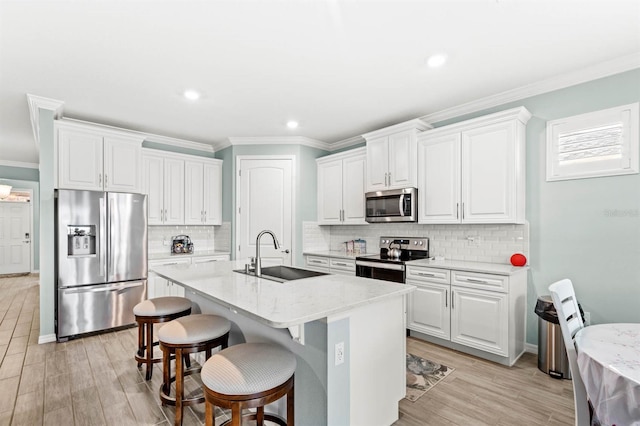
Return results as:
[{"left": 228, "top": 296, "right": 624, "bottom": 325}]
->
[{"left": 405, "top": 353, "right": 454, "bottom": 402}]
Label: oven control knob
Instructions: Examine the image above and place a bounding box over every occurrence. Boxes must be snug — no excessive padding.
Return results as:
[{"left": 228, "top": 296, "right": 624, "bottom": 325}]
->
[{"left": 418, "top": 241, "right": 423, "bottom": 246}]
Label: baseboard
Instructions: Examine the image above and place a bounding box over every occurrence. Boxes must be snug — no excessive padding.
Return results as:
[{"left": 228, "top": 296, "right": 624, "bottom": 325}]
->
[
  {"left": 524, "top": 342, "right": 538, "bottom": 354},
  {"left": 38, "top": 334, "right": 57, "bottom": 344}
]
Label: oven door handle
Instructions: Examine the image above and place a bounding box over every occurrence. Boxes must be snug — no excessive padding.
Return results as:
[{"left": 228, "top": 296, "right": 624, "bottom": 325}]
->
[{"left": 355, "top": 260, "right": 405, "bottom": 271}]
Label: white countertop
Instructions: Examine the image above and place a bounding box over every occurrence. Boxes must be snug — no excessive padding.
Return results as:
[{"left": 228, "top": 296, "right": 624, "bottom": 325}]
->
[
  {"left": 151, "top": 260, "right": 414, "bottom": 328},
  {"left": 406, "top": 258, "right": 528, "bottom": 275},
  {"left": 302, "top": 250, "right": 375, "bottom": 260},
  {"left": 148, "top": 250, "right": 231, "bottom": 261}
]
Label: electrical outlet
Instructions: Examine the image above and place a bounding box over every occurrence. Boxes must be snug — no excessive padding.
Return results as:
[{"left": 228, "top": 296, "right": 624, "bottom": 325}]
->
[{"left": 335, "top": 342, "right": 344, "bottom": 366}]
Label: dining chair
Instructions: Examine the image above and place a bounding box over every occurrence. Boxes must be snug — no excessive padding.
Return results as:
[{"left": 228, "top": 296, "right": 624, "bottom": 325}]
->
[{"left": 548, "top": 279, "right": 590, "bottom": 426}]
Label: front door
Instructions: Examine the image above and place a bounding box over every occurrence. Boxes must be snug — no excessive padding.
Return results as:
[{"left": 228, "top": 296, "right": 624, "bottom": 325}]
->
[
  {"left": 236, "top": 156, "right": 293, "bottom": 266},
  {"left": 0, "top": 201, "right": 31, "bottom": 274}
]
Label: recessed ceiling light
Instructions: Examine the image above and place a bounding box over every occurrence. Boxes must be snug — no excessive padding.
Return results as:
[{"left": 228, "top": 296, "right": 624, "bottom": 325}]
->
[
  {"left": 426, "top": 54, "right": 447, "bottom": 68},
  {"left": 183, "top": 90, "right": 201, "bottom": 101},
  {"left": 286, "top": 121, "right": 299, "bottom": 129}
]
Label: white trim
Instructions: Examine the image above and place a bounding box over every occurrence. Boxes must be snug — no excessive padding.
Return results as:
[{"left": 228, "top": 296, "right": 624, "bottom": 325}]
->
[
  {"left": 524, "top": 342, "right": 537, "bottom": 354},
  {"left": 420, "top": 53, "right": 640, "bottom": 125},
  {"left": 0, "top": 159, "right": 39, "bottom": 169},
  {"left": 142, "top": 133, "right": 214, "bottom": 153},
  {"left": 26, "top": 94, "right": 64, "bottom": 153},
  {"left": 38, "top": 333, "right": 57, "bottom": 344},
  {"left": 213, "top": 139, "right": 233, "bottom": 152},
  {"left": 234, "top": 155, "right": 297, "bottom": 264},
  {"left": 228, "top": 136, "right": 331, "bottom": 151},
  {"left": 327, "top": 135, "right": 365, "bottom": 152},
  {"left": 361, "top": 118, "right": 432, "bottom": 141}
]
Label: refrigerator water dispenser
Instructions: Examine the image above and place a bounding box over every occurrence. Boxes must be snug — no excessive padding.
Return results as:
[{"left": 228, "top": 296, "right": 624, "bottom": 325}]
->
[{"left": 67, "top": 226, "right": 96, "bottom": 256}]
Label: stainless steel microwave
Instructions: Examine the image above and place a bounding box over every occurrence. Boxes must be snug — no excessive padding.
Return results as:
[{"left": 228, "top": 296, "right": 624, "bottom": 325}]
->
[{"left": 365, "top": 188, "right": 417, "bottom": 223}]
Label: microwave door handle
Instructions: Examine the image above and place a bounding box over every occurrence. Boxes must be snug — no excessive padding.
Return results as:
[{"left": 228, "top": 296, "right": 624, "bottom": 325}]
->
[{"left": 398, "top": 194, "right": 405, "bottom": 217}]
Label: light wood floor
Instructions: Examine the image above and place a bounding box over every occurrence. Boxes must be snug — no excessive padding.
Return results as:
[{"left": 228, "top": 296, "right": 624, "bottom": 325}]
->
[{"left": 0, "top": 274, "right": 574, "bottom": 425}]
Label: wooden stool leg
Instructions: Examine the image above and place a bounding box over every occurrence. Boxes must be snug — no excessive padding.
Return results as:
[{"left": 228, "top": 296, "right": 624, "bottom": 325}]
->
[
  {"left": 231, "top": 404, "right": 241, "bottom": 426},
  {"left": 137, "top": 321, "right": 144, "bottom": 365},
  {"left": 145, "top": 322, "right": 154, "bottom": 381},
  {"left": 287, "top": 381, "right": 294, "bottom": 426},
  {"left": 183, "top": 353, "right": 191, "bottom": 369},
  {"left": 257, "top": 406, "right": 264, "bottom": 426},
  {"left": 175, "top": 347, "right": 183, "bottom": 426},
  {"left": 162, "top": 346, "right": 171, "bottom": 397},
  {"left": 205, "top": 400, "right": 214, "bottom": 426}
]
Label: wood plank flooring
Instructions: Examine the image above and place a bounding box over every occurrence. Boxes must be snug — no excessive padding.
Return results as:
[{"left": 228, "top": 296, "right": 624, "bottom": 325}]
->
[{"left": 0, "top": 274, "right": 574, "bottom": 425}]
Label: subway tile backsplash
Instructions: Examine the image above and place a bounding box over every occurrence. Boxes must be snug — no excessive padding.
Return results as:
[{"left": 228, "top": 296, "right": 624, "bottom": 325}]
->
[
  {"left": 302, "top": 221, "right": 530, "bottom": 264},
  {"left": 148, "top": 222, "right": 231, "bottom": 254}
]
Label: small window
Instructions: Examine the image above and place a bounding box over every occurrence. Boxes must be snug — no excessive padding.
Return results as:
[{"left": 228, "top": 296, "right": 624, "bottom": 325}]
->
[{"left": 546, "top": 103, "right": 639, "bottom": 181}]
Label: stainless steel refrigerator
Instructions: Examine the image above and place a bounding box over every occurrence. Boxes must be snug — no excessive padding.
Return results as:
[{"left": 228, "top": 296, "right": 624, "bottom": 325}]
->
[{"left": 55, "top": 189, "right": 148, "bottom": 341}]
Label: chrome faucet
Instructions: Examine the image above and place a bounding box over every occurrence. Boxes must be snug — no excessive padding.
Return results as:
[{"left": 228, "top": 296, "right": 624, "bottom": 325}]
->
[{"left": 255, "top": 230, "right": 280, "bottom": 277}]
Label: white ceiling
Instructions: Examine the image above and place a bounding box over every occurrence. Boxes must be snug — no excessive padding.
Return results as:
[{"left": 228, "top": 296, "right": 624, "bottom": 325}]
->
[{"left": 1, "top": 0, "right": 639, "bottom": 164}]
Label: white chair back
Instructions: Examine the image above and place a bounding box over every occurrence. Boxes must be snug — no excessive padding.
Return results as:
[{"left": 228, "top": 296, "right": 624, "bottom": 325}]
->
[{"left": 548, "top": 278, "right": 589, "bottom": 426}]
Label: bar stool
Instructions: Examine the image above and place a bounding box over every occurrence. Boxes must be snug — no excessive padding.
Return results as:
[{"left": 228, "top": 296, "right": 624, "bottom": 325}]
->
[
  {"left": 158, "top": 314, "right": 231, "bottom": 426},
  {"left": 201, "top": 343, "right": 296, "bottom": 426},
  {"left": 133, "top": 296, "right": 192, "bottom": 380}
]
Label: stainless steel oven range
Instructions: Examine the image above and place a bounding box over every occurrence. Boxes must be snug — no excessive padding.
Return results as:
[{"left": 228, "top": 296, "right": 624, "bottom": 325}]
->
[{"left": 355, "top": 237, "right": 429, "bottom": 283}]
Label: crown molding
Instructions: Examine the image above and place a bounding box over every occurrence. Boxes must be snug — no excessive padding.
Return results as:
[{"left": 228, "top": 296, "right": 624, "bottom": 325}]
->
[
  {"left": 227, "top": 136, "right": 332, "bottom": 151},
  {"left": 327, "top": 135, "right": 366, "bottom": 151},
  {"left": 26, "top": 94, "right": 64, "bottom": 152},
  {"left": 142, "top": 133, "right": 214, "bottom": 153},
  {"left": 0, "top": 159, "right": 39, "bottom": 169},
  {"left": 420, "top": 53, "right": 640, "bottom": 124},
  {"left": 361, "top": 118, "right": 433, "bottom": 141}
]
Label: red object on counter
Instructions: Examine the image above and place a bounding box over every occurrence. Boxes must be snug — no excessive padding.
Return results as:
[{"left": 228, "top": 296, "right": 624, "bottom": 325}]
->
[{"left": 510, "top": 253, "right": 527, "bottom": 267}]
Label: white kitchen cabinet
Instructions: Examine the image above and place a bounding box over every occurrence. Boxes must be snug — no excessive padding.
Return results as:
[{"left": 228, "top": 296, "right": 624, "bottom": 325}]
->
[
  {"left": 417, "top": 107, "right": 530, "bottom": 224},
  {"left": 304, "top": 255, "right": 331, "bottom": 273},
  {"left": 406, "top": 263, "right": 526, "bottom": 366},
  {"left": 142, "top": 150, "right": 185, "bottom": 225},
  {"left": 362, "top": 120, "right": 431, "bottom": 191},
  {"left": 192, "top": 254, "right": 230, "bottom": 263},
  {"left": 148, "top": 258, "right": 190, "bottom": 298},
  {"left": 184, "top": 159, "right": 222, "bottom": 225},
  {"left": 56, "top": 121, "right": 142, "bottom": 192},
  {"left": 304, "top": 254, "right": 356, "bottom": 276},
  {"left": 316, "top": 148, "right": 367, "bottom": 225}
]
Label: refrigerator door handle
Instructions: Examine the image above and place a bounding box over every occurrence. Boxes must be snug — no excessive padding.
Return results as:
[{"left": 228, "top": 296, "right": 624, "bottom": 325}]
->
[
  {"left": 61, "top": 281, "right": 144, "bottom": 294},
  {"left": 99, "top": 196, "right": 107, "bottom": 277}
]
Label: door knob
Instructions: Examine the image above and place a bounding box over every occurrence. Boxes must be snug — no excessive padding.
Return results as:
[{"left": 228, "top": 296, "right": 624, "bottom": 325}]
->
[{"left": 281, "top": 249, "right": 290, "bottom": 254}]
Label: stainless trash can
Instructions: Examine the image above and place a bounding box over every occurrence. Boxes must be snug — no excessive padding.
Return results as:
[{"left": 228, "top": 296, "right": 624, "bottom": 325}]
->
[{"left": 535, "top": 295, "right": 571, "bottom": 379}]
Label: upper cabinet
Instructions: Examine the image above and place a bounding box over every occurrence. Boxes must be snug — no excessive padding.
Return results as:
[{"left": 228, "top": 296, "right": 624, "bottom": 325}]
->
[
  {"left": 142, "top": 150, "right": 185, "bottom": 225},
  {"left": 184, "top": 159, "right": 222, "bottom": 225},
  {"left": 317, "top": 148, "right": 367, "bottom": 225},
  {"left": 417, "top": 107, "right": 531, "bottom": 224},
  {"left": 56, "top": 121, "right": 142, "bottom": 192},
  {"left": 362, "top": 119, "right": 432, "bottom": 191},
  {"left": 142, "top": 149, "right": 222, "bottom": 226}
]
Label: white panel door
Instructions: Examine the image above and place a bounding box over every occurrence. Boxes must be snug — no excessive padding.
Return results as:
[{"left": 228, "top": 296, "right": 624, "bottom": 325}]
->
[
  {"left": 0, "top": 202, "right": 31, "bottom": 274},
  {"left": 366, "top": 136, "right": 389, "bottom": 191},
  {"left": 103, "top": 136, "right": 141, "bottom": 193},
  {"left": 317, "top": 160, "right": 342, "bottom": 224},
  {"left": 163, "top": 158, "right": 185, "bottom": 225},
  {"left": 142, "top": 154, "right": 165, "bottom": 225},
  {"left": 236, "top": 157, "right": 293, "bottom": 266},
  {"left": 203, "top": 161, "right": 222, "bottom": 225},
  {"left": 342, "top": 154, "right": 367, "bottom": 224},
  {"left": 58, "top": 128, "right": 103, "bottom": 190},
  {"left": 418, "top": 133, "right": 461, "bottom": 224},
  {"left": 387, "top": 130, "right": 415, "bottom": 188},
  {"left": 184, "top": 161, "right": 205, "bottom": 225},
  {"left": 450, "top": 286, "right": 508, "bottom": 356},
  {"left": 407, "top": 281, "right": 451, "bottom": 340},
  {"left": 462, "top": 121, "right": 515, "bottom": 223}
]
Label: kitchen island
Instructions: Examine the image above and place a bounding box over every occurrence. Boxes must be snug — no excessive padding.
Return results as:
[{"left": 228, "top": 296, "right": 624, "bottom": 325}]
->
[{"left": 152, "top": 260, "right": 414, "bottom": 426}]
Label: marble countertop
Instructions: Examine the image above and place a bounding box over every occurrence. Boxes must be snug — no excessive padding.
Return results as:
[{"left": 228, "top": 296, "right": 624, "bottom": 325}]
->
[
  {"left": 302, "top": 250, "right": 375, "bottom": 260},
  {"left": 406, "top": 258, "right": 528, "bottom": 275},
  {"left": 148, "top": 250, "right": 231, "bottom": 261},
  {"left": 151, "top": 260, "right": 414, "bottom": 328}
]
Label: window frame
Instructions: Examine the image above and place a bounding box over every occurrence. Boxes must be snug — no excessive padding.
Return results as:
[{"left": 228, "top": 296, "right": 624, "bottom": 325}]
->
[{"left": 546, "top": 102, "right": 639, "bottom": 181}]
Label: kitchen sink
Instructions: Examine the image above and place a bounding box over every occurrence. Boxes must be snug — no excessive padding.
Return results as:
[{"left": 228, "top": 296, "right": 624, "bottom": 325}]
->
[{"left": 234, "top": 265, "right": 329, "bottom": 283}]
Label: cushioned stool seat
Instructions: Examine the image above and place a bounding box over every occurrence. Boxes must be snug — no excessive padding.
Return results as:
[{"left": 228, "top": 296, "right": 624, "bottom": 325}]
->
[
  {"left": 134, "top": 296, "right": 192, "bottom": 381},
  {"left": 159, "top": 314, "right": 231, "bottom": 426},
  {"left": 201, "top": 343, "right": 296, "bottom": 426}
]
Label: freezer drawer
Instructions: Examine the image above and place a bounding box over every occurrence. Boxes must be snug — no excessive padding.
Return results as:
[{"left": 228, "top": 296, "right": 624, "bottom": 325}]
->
[{"left": 56, "top": 280, "right": 146, "bottom": 339}]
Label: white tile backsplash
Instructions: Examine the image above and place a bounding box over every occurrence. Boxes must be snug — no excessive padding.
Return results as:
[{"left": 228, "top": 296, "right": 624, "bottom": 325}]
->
[
  {"left": 302, "top": 221, "right": 530, "bottom": 264},
  {"left": 148, "top": 221, "right": 231, "bottom": 254}
]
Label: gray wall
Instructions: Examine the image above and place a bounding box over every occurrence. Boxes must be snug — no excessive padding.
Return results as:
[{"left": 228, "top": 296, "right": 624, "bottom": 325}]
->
[{"left": 434, "top": 68, "right": 640, "bottom": 344}]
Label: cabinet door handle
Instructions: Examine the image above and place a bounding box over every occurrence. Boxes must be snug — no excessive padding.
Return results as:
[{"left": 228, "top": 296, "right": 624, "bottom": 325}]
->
[
  {"left": 456, "top": 203, "right": 459, "bottom": 219},
  {"left": 417, "top": 272, "right": 435, "bottom": 277},
  {"left": 164, "top": 209, "right": 168, "bottom": 222},
  {"left": 451, "top": 290, "right": 454, "bottom": 309},
  {"left": 466, "top": 278, "right": 489, "bottom": 284},
  {"left": 462, "top": 202, "right": 465, "bottom": 220},
  {"left": 309, "top": 259, "right": 324, "bottom": 264},
  {"left": 388, "top": 172, "right": 391, "bottom": 186},
  {"left": 204, "top": 211, "right": 207, "bottom": 223},
  {"left": 105, "top": 174, "right": 108, "bottom": 186},
  {"left": 98, "top": 174, "right": 102, "bottom": 186},
  {"left": 445, "top": 290, "right": 448, "bottom": 308},
  {"left": 334, "top": 262, "right": 348, "bottom": 266}
]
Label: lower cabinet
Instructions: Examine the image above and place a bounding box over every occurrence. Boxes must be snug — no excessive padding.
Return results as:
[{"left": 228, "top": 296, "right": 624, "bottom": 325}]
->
[
  {"left": 148, "top": 255, "right": 230, "bottom": 298},
  {"left": 304, "top": 255, "right": 355, "bottom": 275},
  {"left": 406, "top": 264, "right": 526, "bottom": 366}
]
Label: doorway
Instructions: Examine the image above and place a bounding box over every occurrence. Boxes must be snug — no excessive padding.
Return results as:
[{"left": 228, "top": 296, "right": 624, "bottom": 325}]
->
[
  {"left": 0, "top": 190, "right": 32, "bottom": 275},
  {"left": 235, "top": 156, "right": 295, "bottom": 266}
]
